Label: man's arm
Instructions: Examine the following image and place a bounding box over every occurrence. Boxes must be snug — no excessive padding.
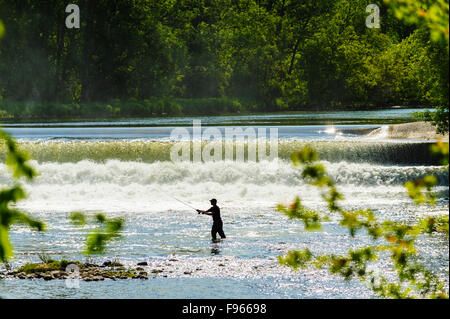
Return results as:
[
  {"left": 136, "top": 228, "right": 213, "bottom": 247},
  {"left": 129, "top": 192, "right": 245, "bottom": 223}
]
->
[{"left": 196, "top": 208, "right": 213, "bottom": 215}]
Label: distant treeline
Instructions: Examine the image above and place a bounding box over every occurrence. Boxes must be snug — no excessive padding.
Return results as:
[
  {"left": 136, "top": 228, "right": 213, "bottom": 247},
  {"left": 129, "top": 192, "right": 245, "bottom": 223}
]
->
[
  {"left": 0, "top": 98, "right": 244, "bottom": 119},
  {"left": 0, "top": 0, "right": 448, "bottom": 118}
]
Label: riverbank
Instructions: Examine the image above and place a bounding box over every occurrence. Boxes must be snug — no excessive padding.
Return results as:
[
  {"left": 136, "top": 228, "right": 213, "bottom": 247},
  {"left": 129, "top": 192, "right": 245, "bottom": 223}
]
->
[
  {"left": 0, "top": 98, "right": 244, "bottom": 120},
  {"left": 0, "top": 100, "right": 437, "bottom": 123}
]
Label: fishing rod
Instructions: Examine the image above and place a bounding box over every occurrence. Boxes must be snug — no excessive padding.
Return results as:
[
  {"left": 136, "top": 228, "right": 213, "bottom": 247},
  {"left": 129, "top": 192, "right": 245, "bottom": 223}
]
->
[{"left": 169, "top": 195, "right": 201, "bottom": 214}]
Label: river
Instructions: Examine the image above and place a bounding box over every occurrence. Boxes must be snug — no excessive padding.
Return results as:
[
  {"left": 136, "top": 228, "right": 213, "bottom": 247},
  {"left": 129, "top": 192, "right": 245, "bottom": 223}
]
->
[{"left": 0, "top": 108, "right": 448, "bottom": 298}]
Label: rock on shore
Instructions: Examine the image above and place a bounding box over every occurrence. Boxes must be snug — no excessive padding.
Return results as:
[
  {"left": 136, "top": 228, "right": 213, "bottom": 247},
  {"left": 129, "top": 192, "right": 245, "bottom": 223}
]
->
[{"left": 367, "top": 122, "right": 449, "bottom": 140}]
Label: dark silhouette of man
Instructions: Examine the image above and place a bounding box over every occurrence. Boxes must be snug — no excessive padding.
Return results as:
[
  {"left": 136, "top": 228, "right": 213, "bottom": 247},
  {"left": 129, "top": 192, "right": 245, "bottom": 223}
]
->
[{"left": 197, "top": 199, "right": 226, "bottom": 241}]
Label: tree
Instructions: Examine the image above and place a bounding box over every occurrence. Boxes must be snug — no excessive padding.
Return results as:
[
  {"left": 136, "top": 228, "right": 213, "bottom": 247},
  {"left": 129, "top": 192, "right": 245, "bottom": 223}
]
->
[
  {"left": 386, "top": 0, "right": 449, "bottom": 133},
  {"left": 0, "top": 22, "right": 123, "bottom": 262},
  {"left": 0, "top": 0, "right": 448, "bottom": 116}
]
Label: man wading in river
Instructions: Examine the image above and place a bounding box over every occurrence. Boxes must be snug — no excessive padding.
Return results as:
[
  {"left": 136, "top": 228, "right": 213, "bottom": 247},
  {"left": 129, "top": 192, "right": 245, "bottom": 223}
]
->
[{"left": 197, "top": 199, "right": 226, "bottom": 241}]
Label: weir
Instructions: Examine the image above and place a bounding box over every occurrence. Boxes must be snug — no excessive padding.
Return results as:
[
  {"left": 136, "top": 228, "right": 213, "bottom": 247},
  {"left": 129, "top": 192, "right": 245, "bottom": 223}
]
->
[{"left": 1, "top": 140, "right": 443, "bottom": 165}]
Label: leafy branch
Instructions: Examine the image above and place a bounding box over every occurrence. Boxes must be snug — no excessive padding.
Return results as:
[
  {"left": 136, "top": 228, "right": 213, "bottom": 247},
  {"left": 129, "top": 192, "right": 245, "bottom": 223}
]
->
[
  {"left": 70, "top": 212, "right": 124, "bottom": 255},
  {"left": 278, "top": 145, "right": 449, "bottom": 299},
  {"left": 0, "top": 130, "right": 45, "bottom": 263}
]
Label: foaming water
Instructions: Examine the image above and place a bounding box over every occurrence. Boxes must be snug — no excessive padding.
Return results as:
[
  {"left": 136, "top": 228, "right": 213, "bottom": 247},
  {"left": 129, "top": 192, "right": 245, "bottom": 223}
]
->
[{"left": 0, "top": 159, "right": 447, "bottom": 213}]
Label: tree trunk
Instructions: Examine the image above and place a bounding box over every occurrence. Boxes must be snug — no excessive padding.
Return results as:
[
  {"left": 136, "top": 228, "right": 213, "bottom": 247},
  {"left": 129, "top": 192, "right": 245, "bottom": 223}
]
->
[{"left": 288, "top": 38, "right": 300, "bottom": 75}]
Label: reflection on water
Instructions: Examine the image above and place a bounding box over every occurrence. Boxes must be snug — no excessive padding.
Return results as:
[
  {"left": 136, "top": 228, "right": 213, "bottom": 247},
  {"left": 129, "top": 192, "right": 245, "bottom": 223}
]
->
[
  {"left": 1, "top": 197, "right": 447, "bottom": 298},
  {"left": 0, "top": 108, "right": 432, "bottom": 128},
  {"left": 0, "top": 109, "right": 447, "bottom": 299},
  {"left": 2, "top": 125, "right": 381, "bottom": 141}
]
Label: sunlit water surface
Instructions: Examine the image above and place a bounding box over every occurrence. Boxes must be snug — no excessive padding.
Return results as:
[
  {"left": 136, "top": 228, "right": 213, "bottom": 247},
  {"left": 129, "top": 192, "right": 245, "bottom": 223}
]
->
[{"left": 0, "top": 109, "right": 448, "bottom": 298}]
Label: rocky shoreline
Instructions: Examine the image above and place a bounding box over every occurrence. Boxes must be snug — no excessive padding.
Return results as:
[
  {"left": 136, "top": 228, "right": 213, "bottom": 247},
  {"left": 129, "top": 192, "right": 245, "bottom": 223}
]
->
[
  {"left": 0, "top": 260, "right": 150, "bottom": 281},
  {"left": 0, "top": 255, "right": 286, "bottom": 281}
]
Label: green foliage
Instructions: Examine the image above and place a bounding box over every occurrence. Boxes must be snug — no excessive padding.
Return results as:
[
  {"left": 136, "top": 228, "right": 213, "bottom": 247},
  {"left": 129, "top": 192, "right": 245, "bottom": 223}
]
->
[
  {"left": 404, "top": 175, "right": 437, "bottom": 205},
  {"left": 385, "top": 0, "right": 449, "bottom": 44},
  {"left": 71, "top": 212, "right": 124, "bottom": 255},
  {"left": 95, "top": 213, "right": 106, "bottom": 224},
  {"left": 387, "top": 0, "right": 449, "bottom": 134},
  {"left": 278, "top": 146, "right": 449, "bottom": 299},
  {"left": 418, "top": 215, "right": 449, "bottom": 236},
  {"left": 291, "top": 146, "right": 318, "bottom": 165},
  {"left": 0, "top": 130, "right": 45, "bottom": 262},
  {"left": 37, "top": 253, "right": 54, "bottom": 264},
  {"left": 0, "top": 0, "right": 448, "bottom": 115},
  {"left": 405, "top": 141, "right": 449, "bottom": 204},
  {"left": 278, "top": 249, "right": 313, "bottom": 270},
  {"left": 277, "top": 198, "right": 323, "bottom": 231},
  {"left": 0, "top": 98, "right": 244, "bottom": 119},
  {"left": 329, "top": 247, "right": 378, "bottom": 280},
  {"left": 340, "top": 210, "right": 383, "bottom": 238},
  {"left": 0, "top": 19, "right": 4, "bottom": 38},
  {"left": 1, "top": 22, "right": 45, "bottom": 263},
  {"left": 0, "top": 131, "right": 35, "bottom": 179},
  {"left": 431, "top": 140, "right": 449, "bottom": 165},
  {"left": 414, "top": 106, "right": 449, "bottom": 134},
  {"left": 69, "top": 212, "right": 86, "bottom": 226},
  {"left": 17, "top": 259, "right": 81, "bottom": 274}
]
